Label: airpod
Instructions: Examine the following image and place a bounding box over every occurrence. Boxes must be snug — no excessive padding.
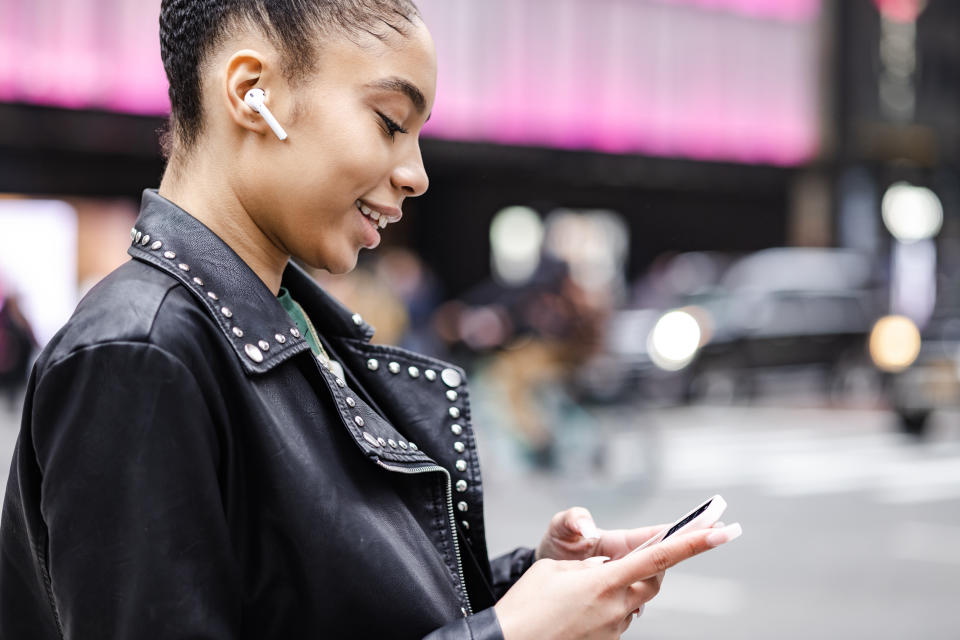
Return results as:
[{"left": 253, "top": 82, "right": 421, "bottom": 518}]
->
[{"left": 244, "top": 88, "right": 288, "bottom": 141}]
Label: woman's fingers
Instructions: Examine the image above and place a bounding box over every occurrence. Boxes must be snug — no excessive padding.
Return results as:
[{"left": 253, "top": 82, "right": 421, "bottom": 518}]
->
[
  {"left": 620, "top": 523, "right": 671, "bottom": 550},
  {"left": 622, "top": 576, "right": 663, "bottom": 620},
  {"left": 536, "top": 507, "right": 603, "bottom": 561},
  {"left": 565, "top": 506, "right": 601, "bottom": 539},
  {"left": 606, "top": 523, "right": 742, "bottom": 587}
]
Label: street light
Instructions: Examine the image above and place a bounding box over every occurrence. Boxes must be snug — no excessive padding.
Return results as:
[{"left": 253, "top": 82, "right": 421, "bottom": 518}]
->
[
  {"left": 648, "top": 309, "right": 702, "bottom": 371},
  {"left": 881, "top": 182, "right": 944, "bottom": 242}
]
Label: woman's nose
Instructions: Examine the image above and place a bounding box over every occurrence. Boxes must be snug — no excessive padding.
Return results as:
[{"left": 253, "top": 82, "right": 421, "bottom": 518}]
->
[{"left": 392, "top": 145, "right": 429, "bottom": 197}]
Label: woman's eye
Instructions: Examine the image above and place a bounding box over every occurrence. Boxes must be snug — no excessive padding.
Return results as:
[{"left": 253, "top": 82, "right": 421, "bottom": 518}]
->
[{"left": 377, "top": 112, "right": 408, "bottom": 139}]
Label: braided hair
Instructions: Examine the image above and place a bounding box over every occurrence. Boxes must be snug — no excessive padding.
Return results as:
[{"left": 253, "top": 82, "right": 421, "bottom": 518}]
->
[{"left": 158, "top": 0, "right": 420, "bottom": 160}]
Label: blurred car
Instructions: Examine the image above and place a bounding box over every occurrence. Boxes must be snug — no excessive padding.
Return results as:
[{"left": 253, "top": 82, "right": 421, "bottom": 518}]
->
[
  {"left": 609, "top": 248, "right": 885, "bottom": 403},
  {"left": 881, "top": 308, "right": 960, "bottom": 436}
]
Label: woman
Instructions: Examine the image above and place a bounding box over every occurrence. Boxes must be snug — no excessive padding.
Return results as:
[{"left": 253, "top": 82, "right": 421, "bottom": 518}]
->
[{"left": 0, "top": 1, "right": 741, "bottom": 638}]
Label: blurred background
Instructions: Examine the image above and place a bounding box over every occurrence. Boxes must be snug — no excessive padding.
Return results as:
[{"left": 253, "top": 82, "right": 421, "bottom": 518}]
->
[{"left": 1, "top": 0, "right": 959, "bottom": 637}]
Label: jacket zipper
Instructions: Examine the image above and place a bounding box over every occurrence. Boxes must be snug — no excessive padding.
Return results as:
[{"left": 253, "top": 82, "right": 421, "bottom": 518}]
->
[{"left": 376, "top": 460, "right": 473, "bottom": 616}]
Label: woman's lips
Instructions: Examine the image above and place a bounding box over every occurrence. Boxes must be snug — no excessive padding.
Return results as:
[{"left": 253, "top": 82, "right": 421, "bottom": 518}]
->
[{"left": 357, "top": 204, "right": 381, "bottom": 248}]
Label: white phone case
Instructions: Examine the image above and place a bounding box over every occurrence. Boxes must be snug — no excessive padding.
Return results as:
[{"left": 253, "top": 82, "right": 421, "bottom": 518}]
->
[{"left": 629, "top": 494, "right": 727, "bottom": 554}]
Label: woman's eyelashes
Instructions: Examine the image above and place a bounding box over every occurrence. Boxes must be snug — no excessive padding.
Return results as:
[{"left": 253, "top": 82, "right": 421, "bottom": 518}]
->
[{"left": 377, "top": 111, "right": 408, "bottom": 139}]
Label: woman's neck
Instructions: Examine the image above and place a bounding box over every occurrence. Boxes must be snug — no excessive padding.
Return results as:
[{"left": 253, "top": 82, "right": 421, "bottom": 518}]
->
[{"left": 158, "top": 155, "right": 288, "bottom": 296}]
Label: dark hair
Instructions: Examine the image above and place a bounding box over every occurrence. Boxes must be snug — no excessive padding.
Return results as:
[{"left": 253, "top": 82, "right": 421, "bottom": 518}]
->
[{"left": 158, "top": 0, "right": 420, "bottom": 161}]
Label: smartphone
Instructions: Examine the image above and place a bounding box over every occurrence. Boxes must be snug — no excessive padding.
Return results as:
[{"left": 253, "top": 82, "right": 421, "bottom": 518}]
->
[{"left": 628, "top": 495, "right": 727, "bottom": 555}]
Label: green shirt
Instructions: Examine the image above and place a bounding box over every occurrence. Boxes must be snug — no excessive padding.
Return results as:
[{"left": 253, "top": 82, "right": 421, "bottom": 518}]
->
[{"left": 277, "top": 287, "right": 322, "bottom": 358}]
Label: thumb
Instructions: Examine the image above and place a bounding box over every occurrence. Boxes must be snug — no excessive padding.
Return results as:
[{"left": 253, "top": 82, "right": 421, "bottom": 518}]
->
[{"left": 564, "top": 507, "right": 601, "bottom": 540}]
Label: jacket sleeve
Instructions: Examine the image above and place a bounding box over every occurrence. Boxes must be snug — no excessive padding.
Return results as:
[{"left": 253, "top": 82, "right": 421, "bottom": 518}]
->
[
  {"left": 419, "top": 547, "right": 536, "bottom": 639},
  {"left": 421, "top": 607, "right": 504, "bottom": 640},
  {"left": 489, "top": 547, "right": 537, "bottom": 600},
  {"left": 31, "top": 342, "right": 240, "bottom": 639}
]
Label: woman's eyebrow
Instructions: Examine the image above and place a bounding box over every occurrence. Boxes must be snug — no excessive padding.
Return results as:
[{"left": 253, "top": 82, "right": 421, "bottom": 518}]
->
[{"left": 365, "top": 76, "right": 426, "bottom": 114}]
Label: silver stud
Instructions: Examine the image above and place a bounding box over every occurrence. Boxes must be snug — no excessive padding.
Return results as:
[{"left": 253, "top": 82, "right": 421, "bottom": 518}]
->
[
  {"left": 363, "top": 432, "right": 380, "bottom": 447},
  {"left": 351, "top": 313, "right": 363, "bottom": 326},
  {"left": 135, "top": 231, "right": 142, "bottom": 243},
  {"left": 354, "top": 415, "right": 364, "bottom": 427},
  {"left": 244, "top": 343, "right": 263, "bottom": 363},
  {"left": 258, "top": 340, "right": 270, "bottom": 351},
  {"left": 387, "top": 439, "right": 397, "bottom": 448},
  {"left": 346, "top": 397, "right": 356, "bottom": 408},
  {"left": 455, "top": 459, "right": 467, "bottom": 472},
  {"left": 441, "top": 368, "right": 462, "bottom": 388},
  {"left": 456, "top": 479, "right": 468, "bottom": 492},
  {"left": 367, "top": 359, "right": 379, "bottom": 371},
  {"left": 398, "top": 440, "right": 408, "bottom": 449},
  {"left": 446, "top": 390, "right": 459, "bottom": 402},
  {"left": 425, "top": 369, "right": 437, "bottom": 382},
  {"left": 453, "top": 441, "right": 465, "bottom": 453},
  {"left": 150, "top": 240, "right": 162, "bottom": 251},
  {"left": 141, "top": 234, "right": 150, "bottom": 246},
  {"left": 407, "top": 366, "right": 420, "bottom": 379},
  {"left": 377, "top": 437, "right": 387, "bottom": 447},
  {"left": 388, "top": 362, "right": 401, "bottom": 374},
  {"left": 207, "top": 291, "right": 219, "bottom": 301},
  {"left": 130, "top": 227, "right": 136, "bottom": 241},
  {"left": 462, "top": 520, "right": 470, "bottom": 530},
  {"left": 450, "top": 424, "right": 463, "bottom": 436},
  {"left": 220, "top": 307, "right": 232, "bottom": 318},
  {"left": 178, "top": 263, "right": 190, "bottom": 272},
  {"left": 192, "top": 276, "right": 204, "bottom": 286},
  {"left": 449, "top": 407, "right": 461, "bottom": 419},
  {"left": 408, "top": 442, "right": 418, "bottom": 451},
  {"left": 291, "top": 328, "right": 301, "bottom": 338},
  {"left": 336, "top": 378, "right": 346, "bottom": 388},
  {"left": 275, "top": 333, "right": 287, "bottom": 344},
  {"left": 232, "top": 327, "right": 244, "bottom": 338},
  {"left": 457, "top": 501, "right": 468, "bottom": 512},
  {"left": 163, "top": 250, "right": 176, "bottom": 260}
]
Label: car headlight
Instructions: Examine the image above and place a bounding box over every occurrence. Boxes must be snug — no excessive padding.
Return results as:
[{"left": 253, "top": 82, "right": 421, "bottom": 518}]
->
[
  {"left": 869, "top": 315, "right": 921, "bottom": 373},
  {"left": 648, "top": 309, "right": 702, "bottom": 371}
]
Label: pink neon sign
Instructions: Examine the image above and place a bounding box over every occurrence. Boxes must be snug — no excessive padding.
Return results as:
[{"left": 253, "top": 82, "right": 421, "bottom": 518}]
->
[
  {"left": 0, "top": 0, "right": 821, "bottom": 166},
  {"left": 0, "top": 0, "right": 170, "bottom": 114}
]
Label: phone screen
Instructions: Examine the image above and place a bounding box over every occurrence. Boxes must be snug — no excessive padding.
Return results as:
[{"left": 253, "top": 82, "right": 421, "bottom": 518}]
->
[{"left": 662, "top": 498, "right": 713, "bottom": 541}]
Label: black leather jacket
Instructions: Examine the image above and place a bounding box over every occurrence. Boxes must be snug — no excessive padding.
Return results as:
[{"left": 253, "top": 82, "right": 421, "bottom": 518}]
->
[{"left": 0, "top": 189, "right": 534, "bottom": 639}]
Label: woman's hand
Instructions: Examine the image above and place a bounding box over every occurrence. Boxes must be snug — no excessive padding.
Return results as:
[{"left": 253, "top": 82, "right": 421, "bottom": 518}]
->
[
  {"left": 535, "top": 506, "right": 670, "bottom": 562},
  {"left": 495, "top": 525, "right": 741, "bottom": 640}
]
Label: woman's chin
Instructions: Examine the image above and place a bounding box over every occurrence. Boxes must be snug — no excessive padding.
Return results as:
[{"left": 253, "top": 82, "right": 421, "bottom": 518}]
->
[{"left": 304, "top": 249, "right": 360, "bottom": 276}]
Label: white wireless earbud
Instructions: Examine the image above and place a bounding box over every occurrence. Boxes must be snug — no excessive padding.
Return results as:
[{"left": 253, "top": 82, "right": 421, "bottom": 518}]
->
[{"left": 244, "top": 88, "right": 288, "bottom": 141}]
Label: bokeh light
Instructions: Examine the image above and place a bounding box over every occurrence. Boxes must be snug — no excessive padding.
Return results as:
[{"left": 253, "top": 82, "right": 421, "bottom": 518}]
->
[
  {"left": 881, "top": 182, "right": 944, "bottom": 242},
  {"left": 648, "top": 309, "right": 702, "bottom": 371},
  {"left": 869, "top": 314, "right": 922, "bottom": 373}
]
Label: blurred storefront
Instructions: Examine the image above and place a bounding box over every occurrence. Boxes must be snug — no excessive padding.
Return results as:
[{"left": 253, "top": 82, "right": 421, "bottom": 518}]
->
[{"left": 1, "top": 1, "right": 959, "bottom": 425}]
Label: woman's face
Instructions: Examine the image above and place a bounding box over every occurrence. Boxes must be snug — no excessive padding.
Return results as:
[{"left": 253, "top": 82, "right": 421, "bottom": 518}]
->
[{"left": 234, "top": 19, "right": 437, "bottom": 274}]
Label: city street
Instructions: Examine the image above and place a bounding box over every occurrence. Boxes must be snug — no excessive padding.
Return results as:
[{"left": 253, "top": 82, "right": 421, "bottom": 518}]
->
[
  {"left": 479, "top": 404, "right": 960, "bottom": 639},
  {"left": 2, "top": 399, "right": 958, "bottom": 638}
]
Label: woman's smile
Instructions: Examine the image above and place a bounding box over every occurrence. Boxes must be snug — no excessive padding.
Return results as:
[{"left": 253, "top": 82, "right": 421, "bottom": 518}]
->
[{"left": 355, "top": 198, "right": 404, "bottom": 249}]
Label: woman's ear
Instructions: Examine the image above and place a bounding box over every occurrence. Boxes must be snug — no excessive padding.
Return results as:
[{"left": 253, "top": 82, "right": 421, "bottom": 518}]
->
[{"left": 222, "top": 49, "right": 280, "bottom": 137}]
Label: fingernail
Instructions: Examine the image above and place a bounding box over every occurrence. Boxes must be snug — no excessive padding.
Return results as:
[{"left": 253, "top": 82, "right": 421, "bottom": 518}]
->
[
  {"left": 712, "top": 521, "right": 725, "bottom": 529},
  {"left": 576, "top": 518, "right": 601, "bottom": 540},
  {"left": 706, "top": 522, "right": 742, "bottom": 547}
]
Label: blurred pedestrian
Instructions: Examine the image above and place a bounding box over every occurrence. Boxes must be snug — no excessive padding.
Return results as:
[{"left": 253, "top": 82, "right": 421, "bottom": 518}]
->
[
  {"left": 0, "top": 280, "right": 37, "bottom": 409},
  {"left": 0, "top": 1, "right": 740, "bottom": 638}
]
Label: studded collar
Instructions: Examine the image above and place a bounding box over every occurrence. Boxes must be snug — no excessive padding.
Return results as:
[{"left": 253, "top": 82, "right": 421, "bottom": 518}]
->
[{"left": 127, "top": 189, "right": 376, "bottom": 375}]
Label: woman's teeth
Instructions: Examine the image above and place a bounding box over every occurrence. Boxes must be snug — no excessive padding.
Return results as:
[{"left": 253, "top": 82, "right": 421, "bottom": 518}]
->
[{"left": 357, "top": 201, "right": 390, "bottom": 230}]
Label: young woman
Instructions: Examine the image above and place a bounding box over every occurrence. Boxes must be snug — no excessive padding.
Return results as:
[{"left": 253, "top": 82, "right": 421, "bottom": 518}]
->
[{"left": 0, "top": 1, "right": 741, "bottom": 638}]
